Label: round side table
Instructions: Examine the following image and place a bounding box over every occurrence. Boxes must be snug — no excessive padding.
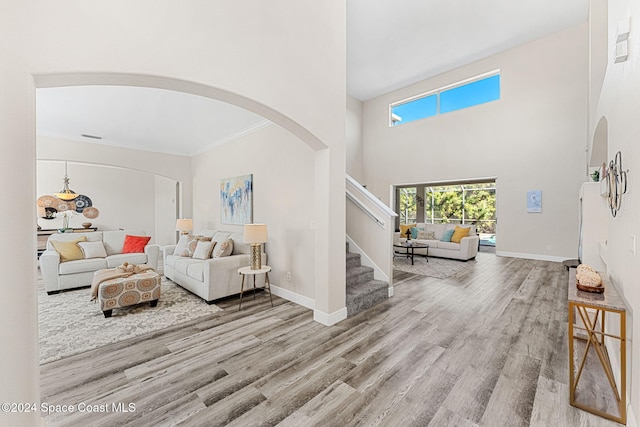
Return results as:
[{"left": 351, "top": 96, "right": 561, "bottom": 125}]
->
[{"left": 237, "top": 265, "right": 273, "bottom": 311}]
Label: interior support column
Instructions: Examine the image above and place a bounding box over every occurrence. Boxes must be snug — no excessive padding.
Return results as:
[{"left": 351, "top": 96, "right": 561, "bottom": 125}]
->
[
  {"left": 313, "top": 148, "right": 346, "bottom": 325},
  {"left": 0, "top": 71, "right": 40, "bottom": 425}
]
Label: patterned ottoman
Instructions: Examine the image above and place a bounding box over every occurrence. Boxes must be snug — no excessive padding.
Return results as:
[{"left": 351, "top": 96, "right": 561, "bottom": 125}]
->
[{"left": 97, "top": 270, "right": 161, "bottom": 318}]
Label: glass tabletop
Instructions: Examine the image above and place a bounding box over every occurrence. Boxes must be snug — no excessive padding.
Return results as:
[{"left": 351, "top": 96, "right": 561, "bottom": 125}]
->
[{"left": 394, "top": 242, "right": 429, "bottom": 248}]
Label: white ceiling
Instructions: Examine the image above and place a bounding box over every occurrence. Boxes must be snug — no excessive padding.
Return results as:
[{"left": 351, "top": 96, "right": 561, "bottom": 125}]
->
[
  {"left": 36, "top": 1, "right": 588, "bottom": 156},
  {"left": 36, "top": 86, "right": 269, "bottom": 157},
  {"left": 347, "top": 0, "right": 589, "bottom": 101}
]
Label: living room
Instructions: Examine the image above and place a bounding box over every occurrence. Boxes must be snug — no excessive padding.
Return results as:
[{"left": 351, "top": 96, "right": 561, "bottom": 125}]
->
[{"left": 3, "top": 1, "right": 640, "bottom": 426}]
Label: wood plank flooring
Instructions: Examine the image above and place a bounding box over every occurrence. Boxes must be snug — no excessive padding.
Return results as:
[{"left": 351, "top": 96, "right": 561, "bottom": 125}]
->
[{"left": 40, "top": 253, "right": 623, "bottom": 426}]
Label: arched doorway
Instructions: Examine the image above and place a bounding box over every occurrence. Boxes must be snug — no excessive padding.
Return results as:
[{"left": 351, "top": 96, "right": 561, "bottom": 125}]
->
[{"left": 591, "top": 116, "right": 608, "bottom": 169}]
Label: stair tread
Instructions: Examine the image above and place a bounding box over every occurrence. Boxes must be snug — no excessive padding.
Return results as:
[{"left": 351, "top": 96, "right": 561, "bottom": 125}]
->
[
  {"left": 346, "top": 265, "right": 374, "bottom": 276},
  {"left": 344, "top": 243, "right": 389, "bottom": 317},
  {"left": 346, "top": 279, "right": 388, "bottom": 295}
]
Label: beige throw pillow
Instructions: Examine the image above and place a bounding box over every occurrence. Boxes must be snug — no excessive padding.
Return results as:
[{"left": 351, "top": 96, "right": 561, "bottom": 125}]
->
[
  {"left": 176, "top": 235, "right": 213, "bottom": 257},
  {"left": 212, "top": 239, "right": 233, "bottom": 258},
  {"left": 417, "top": 230, "right": 435, "bottom": 240},
  {"left": 193, "top": 240, "right": 216, "bottom": 260},
  {"left": 51, "top": 237, "right": 87, "bottom": 262}
]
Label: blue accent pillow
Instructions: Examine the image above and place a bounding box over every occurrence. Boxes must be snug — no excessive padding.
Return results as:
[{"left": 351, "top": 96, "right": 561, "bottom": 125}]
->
[
  {"left": 410, "top": 227, "right": 419, "bottom": 239},
  {"left": 440, "top": 229, "right": 454, "bottom": 242}
]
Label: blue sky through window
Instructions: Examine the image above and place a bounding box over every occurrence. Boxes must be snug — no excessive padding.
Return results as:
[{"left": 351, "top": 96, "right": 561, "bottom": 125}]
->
[
  {"left": 440, "top": 74, "right": 500, "bottom": 114},
  {"left": 390, "top": 73, "right": 500, "bottom": 126},
  {"left": 391, "top": 94, "right": 437, "bottom": 125}
]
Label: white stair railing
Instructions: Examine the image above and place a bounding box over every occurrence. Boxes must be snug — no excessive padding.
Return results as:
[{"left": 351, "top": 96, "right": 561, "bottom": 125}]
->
[{"left": 346, "top": 175, "right": 398, "bottom": 293}]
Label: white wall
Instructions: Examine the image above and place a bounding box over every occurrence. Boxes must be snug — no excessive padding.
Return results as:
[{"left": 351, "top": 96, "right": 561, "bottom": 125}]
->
[
  {"left": 347, "top": 96, "right": 364, "bottom": 183},
  {"left": 191, "top": 124, "right": 317, "bottom": 301},
  {"left": 37, "top": 136, "right": 186, "bottom": 245},
  {"left": 0, "top": 6, "right": 38, "bottom": 423},
  {"left": 592, "top": 0, "right": 640, "bottom": 422},
  {"left": 362, "top": 24, "right": 588, "bottom": 260},
  {"left": 155, "top": 176, "right": 178, "bottom": 246},
  {"left": 1, "top": 2, "right": 346, "bottom": 424},
  {"left": 37, "top": 135, "right": 192, "bottom": 216},
  {"left": 37, "top": 161, "right": 157, "bottom": 236},
  {"left": 589, "top": 0, "right": 609, "bottom": 142}
]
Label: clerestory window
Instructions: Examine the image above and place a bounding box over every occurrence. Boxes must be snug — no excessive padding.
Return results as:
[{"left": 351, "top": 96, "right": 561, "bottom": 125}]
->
[{"left": 390, "top": 71, "right": 500, "bottom": 126}]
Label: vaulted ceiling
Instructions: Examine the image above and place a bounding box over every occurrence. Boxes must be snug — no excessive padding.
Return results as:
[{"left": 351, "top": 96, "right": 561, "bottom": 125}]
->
[{"left": 36, "top": 1, "right": 589, "bottom": 156}]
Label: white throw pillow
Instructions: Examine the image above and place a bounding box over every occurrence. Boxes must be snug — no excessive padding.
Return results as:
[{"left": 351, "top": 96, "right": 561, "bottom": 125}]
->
[
  {"left": 174, "top": 234, "right": 195, "bottom": 257},
  {"left": 192, "top": 240, "right": 216, "bottom": 260},
  {"left": 78, "top": 241, "right": 107, "bottom": 259},
  {"left": 212, "top": 239, "right": 233, "bottom": 258}
]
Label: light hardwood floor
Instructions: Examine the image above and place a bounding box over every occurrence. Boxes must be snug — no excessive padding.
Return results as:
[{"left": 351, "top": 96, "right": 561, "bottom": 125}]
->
[{"left": 40, "top": 253, "right": 623, "bottom": 426}]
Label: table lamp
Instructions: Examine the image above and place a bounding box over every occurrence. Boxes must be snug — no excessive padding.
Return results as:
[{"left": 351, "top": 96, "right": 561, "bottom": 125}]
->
[
  {"left": 176, "top": 218, "right": 193, "bottom": 235},
  {"left": 243, "top": 223, "right": 267, "bottom": 270}
]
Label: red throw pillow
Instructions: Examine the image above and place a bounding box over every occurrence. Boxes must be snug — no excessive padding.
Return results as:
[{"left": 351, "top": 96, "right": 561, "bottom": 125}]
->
[{"left": 122, "top": 235, "right": 151, "bottom": 253}]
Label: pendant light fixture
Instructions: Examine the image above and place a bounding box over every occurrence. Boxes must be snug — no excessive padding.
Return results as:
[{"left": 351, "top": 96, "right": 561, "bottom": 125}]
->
[{"left": 54, "top": 161, "right": 78, "bottom": 201}]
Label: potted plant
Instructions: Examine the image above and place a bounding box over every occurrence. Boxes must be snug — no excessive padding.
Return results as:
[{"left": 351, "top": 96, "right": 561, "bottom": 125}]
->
[{"left": 55, "top": 210, "right": 77, "bottom": 232}]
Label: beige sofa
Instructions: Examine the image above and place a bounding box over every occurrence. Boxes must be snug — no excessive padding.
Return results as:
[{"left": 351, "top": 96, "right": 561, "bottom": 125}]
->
[
  {"left": 163, "top": 229, "right": 266, "bottom": 304},
  {"left": 39, "top": 230, "right": 160, "bottom": 295},
  {"left": 395, "top": 223, "right": 479, "bottom": 261}
]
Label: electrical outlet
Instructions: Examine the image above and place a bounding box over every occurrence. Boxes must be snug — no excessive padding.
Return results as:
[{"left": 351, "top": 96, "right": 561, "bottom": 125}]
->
[
  {"left": 630, "top": 235, "right": 636, "bottom": 256},
  {"left": 546, "top": 244, "right": 552, "bottom": 251},
  {"left": 286, "top": 272, "right": 292, "bottom": 282}
]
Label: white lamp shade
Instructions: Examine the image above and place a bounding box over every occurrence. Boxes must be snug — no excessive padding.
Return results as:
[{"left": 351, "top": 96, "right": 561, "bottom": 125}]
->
[
  {"left": 176, "top": 218, "right": 193, "bottom": 232},
  {"left": 243, "top": 223, "right": 268, "bottom": 243}
]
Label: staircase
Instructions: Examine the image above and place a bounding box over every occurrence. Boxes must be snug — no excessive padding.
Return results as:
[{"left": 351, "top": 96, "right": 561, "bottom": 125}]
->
[{"left": 346, "top": 243, "right": 389, "bottom": 317}]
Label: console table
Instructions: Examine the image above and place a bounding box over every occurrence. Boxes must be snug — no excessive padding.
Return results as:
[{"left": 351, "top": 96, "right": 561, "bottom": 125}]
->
[
  {"left": 37, "top": 227, "right": 97, "bottom": 257},
  {"left": 568, "top": 269, "right": 627, "bottom": 424}
]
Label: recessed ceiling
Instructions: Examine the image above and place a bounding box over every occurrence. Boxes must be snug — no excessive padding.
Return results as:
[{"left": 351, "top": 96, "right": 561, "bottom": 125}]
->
[
  {"left": 36, "top": 1, "right": 589, "bottom": 155},
  {"left": 36, "top": 85, "right": 269, "bottom": 157}
]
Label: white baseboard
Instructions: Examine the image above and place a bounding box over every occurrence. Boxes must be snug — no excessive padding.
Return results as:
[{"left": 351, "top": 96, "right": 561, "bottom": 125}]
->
[
  {"left": 269, "top": 284, "right": 315, "bottom": 310},
  {"left": 313, "top": 307, "right": 347, "bottom": 326},
  {"left": 496, "top": 251, "right": 570, "bottom": 263},
  {"left": 388, "top": 286, "right": 394, "bottom": 297},
  {"left": 269, "top": 284, "right": 347, "bottom": 326}
]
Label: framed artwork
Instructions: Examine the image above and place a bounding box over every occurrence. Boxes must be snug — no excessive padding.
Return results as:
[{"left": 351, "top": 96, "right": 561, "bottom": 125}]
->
[
  {"left": 527, "top": 190, "right": 542, "bottom": 213},
  {"left": 220, "top": 174, "right": 253, "bottom": 225}
]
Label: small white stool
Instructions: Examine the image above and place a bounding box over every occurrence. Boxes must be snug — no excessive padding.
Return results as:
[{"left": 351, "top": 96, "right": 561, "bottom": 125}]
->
[{"left": 237, "top": 265, "right": 273, "bottom": 311}]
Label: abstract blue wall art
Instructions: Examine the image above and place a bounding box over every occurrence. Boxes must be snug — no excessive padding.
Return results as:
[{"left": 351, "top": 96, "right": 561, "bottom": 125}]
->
[
  {"left": 527, "top": 190, "right": 542, "bottom": 213},
  {"left": 220, "top": 174, "right": 253, "bottom": 225}
]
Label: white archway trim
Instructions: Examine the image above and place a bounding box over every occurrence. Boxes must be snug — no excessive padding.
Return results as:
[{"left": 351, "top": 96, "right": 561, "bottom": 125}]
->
[{"left": 33, "top": 72, "right": 328, "bottom": 151}]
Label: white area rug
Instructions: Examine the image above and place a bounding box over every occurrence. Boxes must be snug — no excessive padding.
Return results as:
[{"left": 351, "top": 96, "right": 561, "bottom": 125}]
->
[
  {"left": 38, "top": 277, "right": 222, "bottom": 364},
  {"left": 393, "top": 255, "right": 474, "bottom": 279}
]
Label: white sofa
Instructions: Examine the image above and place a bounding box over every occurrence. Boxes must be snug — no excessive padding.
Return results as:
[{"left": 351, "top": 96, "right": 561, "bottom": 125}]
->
[
  {"left": 163, "top": 229, "right": 266, "bottom": 304},
  {"left": 394, "top": 223, "right": 479, "bottom": 261},
  {"left": 39, "top": 230, "right": 160, "bottom": 295}
]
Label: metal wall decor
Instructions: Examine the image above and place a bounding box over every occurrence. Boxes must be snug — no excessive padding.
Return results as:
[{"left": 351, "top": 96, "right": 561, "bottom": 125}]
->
[{"left": 607, "top": 151, "right": 628, "bottom": 217}]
